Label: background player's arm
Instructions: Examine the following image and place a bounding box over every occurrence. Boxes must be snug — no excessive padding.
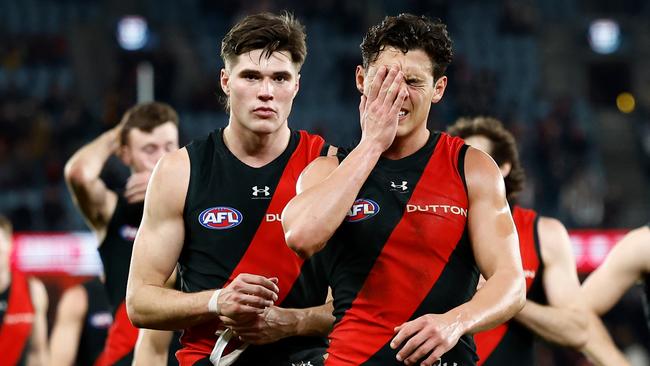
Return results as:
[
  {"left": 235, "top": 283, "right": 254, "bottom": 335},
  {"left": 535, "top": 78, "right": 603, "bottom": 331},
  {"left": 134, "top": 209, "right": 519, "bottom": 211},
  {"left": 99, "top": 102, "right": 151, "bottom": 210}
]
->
[
  {"left": 26, "top": 278, "right": 48, "bottom": 366},
  {"left": 581, "top": 311, "right": 630, "bottom": 366},
  {"left": 132, "top": 270, "right": 177, "bottom": 365},
  {"left": 48, "top": 285, "right": 87, "bottom": 366},
  {"left": 580, "top": 226, "right": 650, "bottom": 315},
  {"left": 126, "top": 149, "right": 278, "bottom": 329},
  {"left": 513, "top": 217, "right": 588, "bottom": 348},
  {"left": 283, "top": 65, "right": 406, "bottom": 258},
  {"left": 133, "top": 329, "right": 173, "bottom": 366},
  {"left": 391, "top": 148, "right": 525, "bottom": 366},
  {"left": 63, "top": 126, "right": 120, "bottom": 237}
]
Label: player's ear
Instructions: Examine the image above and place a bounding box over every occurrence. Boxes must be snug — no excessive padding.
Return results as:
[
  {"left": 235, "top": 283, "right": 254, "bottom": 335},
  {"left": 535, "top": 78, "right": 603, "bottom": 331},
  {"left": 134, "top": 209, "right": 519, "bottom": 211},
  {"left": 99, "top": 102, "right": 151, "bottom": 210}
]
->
[
  {"left": 499, "top": 162, "right": 512, "bottom": 179},
  {"left": 355, "top": 65, "right": 365, "bottom": 94},
  {"left": 431, "top": 75, "right": 448, "bottom": 104},
  {"left": 220, "top": 68, "right": 230, "bottom": 96}
]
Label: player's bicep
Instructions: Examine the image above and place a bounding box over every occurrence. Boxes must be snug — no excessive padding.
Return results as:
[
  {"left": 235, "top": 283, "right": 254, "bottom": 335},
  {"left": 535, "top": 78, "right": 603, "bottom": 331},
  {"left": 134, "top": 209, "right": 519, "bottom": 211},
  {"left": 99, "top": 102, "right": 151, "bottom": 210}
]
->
[
  {"left": 538, "top": 217, "right": 581, "bottom": 307},
  {"left": 296, "top": 156, "right": 340, "bottom": 194},
  {"left": 130, "top": 149, "right": 189, "bottom": 288},
  {"left": 465, "top": 148, "right": 520, "bottom": 279}
]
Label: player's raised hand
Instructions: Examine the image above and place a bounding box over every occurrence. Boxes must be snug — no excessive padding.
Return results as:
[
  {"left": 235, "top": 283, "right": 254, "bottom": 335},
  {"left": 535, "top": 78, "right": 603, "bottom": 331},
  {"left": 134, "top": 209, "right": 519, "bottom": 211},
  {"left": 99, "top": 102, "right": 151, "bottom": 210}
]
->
[
  {"left": 124, "top": 171, "right": 152, "bottom": 203},
  {"left": 359, "top": 64, "right": 408, "bottom": 152},
  {"left": 217, "top": 274, "right": 279, "bottom": 322}
]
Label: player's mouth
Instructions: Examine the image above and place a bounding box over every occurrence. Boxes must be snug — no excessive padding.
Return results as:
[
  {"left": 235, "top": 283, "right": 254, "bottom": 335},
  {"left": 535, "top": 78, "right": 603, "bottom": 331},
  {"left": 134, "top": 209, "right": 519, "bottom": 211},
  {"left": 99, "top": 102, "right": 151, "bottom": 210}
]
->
[
  {"left": 398, "top": 109, "right": 409, "bottom": 121},
  {"left": 253, "top": 107, "right": 276, "bottom": 118}
]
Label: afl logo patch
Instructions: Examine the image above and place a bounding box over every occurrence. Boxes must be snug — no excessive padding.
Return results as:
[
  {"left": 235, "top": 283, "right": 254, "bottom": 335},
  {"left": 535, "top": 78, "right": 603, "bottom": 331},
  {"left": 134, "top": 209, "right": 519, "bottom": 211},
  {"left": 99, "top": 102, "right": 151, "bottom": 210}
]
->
[
  {"left": 119, "top": 225, "right": 138, "bottom": 241},
  {"left": 345, "top": 199, "right": 380, "bottom": 222},
  {"left": 199, "top": 207, "right": 243, "bottom": 230}
]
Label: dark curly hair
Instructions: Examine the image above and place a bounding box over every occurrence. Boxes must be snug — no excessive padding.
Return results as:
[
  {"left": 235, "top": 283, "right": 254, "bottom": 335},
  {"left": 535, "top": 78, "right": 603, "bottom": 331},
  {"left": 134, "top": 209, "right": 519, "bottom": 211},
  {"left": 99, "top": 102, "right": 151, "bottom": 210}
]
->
[
  {"left": 221, "top": 12, "right": 307, "bottom": 70},
  {"left": 361, "top": 14, "right": 453, "bottom": 80},
  {"left": 447, "top": 117, "right": 526, "bottom": 201}
]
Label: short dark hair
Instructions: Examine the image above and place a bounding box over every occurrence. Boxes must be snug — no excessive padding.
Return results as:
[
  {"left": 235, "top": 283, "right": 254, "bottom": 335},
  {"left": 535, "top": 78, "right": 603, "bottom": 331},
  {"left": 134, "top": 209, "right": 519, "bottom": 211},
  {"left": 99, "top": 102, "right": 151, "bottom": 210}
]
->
[
  {"left": 119, "top": 102, "right": 179, "bottom": 146},
  {"left": 447, "top": 116, "right": 525, "bottom": 201},
  {"left": 221, "top": 12, "right": 307, "bottom": 69},
  {"left": 361, "top": 14, "right": 453, "bottom": 80},
  {"left": 0, "top": 215, "right": 12, "bottom": 238}
]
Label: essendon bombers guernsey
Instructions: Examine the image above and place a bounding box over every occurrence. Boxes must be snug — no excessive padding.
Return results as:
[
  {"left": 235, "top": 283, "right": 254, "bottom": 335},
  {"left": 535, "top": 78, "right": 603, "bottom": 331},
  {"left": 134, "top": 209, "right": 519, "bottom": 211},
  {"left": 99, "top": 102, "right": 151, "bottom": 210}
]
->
[
  {"left": 178, "top": 129, "right": 330, "bottom": 366},
  {"left": 95, "top": 194, "right": 143, "bottom": 366},
  {"left": 0, "top": 271, "right": 35, "bottom": 366},
  {"left": 78, "top": 278, "right": 113, "bottom": 366},
  {"left": 475, "top": 206, "right": 546, "bottom": 366},
  {"left": 322, "top": 132, "right": 480, "bottom": 366}
]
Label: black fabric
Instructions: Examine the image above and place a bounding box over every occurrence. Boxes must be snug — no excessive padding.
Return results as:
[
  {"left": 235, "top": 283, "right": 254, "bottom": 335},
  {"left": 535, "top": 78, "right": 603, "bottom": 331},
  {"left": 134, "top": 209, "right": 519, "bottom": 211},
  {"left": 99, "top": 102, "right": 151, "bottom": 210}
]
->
[
  {"left": 77, "top": 278, "right": 112, "bottom": 366},
  {"left": 98, "top": 194, "right": 144, "bottom": 310},
  {"left": 180, "top": 128, "right": 328, "bottom": 363}
]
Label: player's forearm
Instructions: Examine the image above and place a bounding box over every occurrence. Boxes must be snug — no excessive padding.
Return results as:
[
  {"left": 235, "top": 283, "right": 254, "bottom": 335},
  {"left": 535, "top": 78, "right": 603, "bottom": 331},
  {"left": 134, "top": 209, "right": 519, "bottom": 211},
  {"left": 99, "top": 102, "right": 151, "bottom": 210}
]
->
[
  {"left": 283, "top": 141, "right": 383, "bottom": 258},
  {"left": 126, "top": 283, "right": 217, "bottom": 330},
  {"left": 515, "top": 300, "right": 588, "bottom": 348},
  {"left": 581, "top": 311, "right": 630, "bottom": 366},
  {"left": 454, "top": 268, "right": 525, "bottom": 335},
  {"left": 133, "top": 329, "right": 173, "bottom": 366},
  {"left": 293, "top": 301, "right": 335, "bottom": 337},
  {"left": 64, "top": 127, "right": 120, "bottom": 187}
]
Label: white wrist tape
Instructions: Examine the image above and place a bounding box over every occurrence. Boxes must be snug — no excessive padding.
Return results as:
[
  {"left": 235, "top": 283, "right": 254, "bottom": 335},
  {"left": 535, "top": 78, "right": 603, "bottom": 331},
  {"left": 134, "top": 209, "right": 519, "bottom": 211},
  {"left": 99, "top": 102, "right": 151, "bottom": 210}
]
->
[{"left": 208, "top": 289, "right": 222, "bottom": 315}]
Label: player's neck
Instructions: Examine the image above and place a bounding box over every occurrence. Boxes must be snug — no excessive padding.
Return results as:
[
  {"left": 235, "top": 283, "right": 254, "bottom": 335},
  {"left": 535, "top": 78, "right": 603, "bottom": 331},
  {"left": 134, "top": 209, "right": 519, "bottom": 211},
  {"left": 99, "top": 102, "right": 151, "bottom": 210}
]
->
[
  {"left": 0, "top": 269, "right": 10, "bottom": 293},
  {"left": 223, "top": 123, "right": 291, "bottom": 168},
  {"left": 382, "top": 127, "right": 430, "bottom": 160}
]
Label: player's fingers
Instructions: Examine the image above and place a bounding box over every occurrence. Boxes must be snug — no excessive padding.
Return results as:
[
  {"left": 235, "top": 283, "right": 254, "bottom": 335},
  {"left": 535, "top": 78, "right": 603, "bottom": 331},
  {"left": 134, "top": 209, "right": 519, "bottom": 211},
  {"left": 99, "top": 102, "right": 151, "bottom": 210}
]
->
[
  {"left": 359, "top": 95, "right": 367, "bottom": 115},
  {"left": 238, "top": 274, "right": 280, "bottom": 293},
  {"left": 377, "top": 66, "right": 399, "bottom": 102},
  {"left": 420, "top": 344, "right": 447, "bottom": 366},
  {"left": 367, "top": 65, "right": 387, "bottom": 101},
  {"left": 383, "top": 72, "right": 404, "bottom": 106},
  {"left": 390, "top": 321, "right": 418, "bottom": 349},
  {"left": 387, "top": 87, "right": 408, "bottom": 120},
  {"left": 396, "top": 332, "right": 428, "bottom": 363}
]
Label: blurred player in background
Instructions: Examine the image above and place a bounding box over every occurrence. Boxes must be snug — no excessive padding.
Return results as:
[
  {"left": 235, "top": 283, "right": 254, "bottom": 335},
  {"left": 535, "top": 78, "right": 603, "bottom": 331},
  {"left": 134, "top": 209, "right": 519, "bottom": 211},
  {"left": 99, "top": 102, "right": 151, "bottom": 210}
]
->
[
  {"left": 49, "top": 276, "right": 112, "bottom": 365},
  {"left": 580, "top": 225, "right": 650, "bottom": 365},
  {"left": 64, "top": 102, "right": 180, "bottom": 365},
  {"left": 0, "top": 215, "right": 48, "bottom": 366},
  {"left": 282, "top": 14, "right": 525, "bottom": 366},
  {"left": 126, "top": 12, "right": 335, "bottom": 366},
  {"left": 447, "top": 116, "right": 590, "bottom": 364}
]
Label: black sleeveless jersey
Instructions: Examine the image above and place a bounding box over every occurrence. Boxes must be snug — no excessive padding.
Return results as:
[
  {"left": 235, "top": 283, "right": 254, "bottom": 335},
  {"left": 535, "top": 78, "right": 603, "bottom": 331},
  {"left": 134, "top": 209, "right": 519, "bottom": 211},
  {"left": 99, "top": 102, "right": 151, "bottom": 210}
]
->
[
  {"left": 99, "top": 194, "right": 143, "bottom": 309},
  {"left": 322, "top": 132, "right": 479, "bottom": 366},
  {"left": 77, "top": 278, "right": 112, "bottom": 366},
  {"left": 177, "top": 128, "right": 330, "bottom": 366}
]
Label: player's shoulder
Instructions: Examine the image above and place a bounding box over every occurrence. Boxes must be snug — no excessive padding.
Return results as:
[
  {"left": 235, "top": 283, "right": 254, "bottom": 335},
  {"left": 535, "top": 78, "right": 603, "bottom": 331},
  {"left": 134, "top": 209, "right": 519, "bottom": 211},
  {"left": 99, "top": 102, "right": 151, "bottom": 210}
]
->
[
  {"left": 154, "top": 148, "right": 190, "bottom": 178},
  {"left": 537, "top": 216, "right": 573, "bottom": 262},
  {"left": 463, "top": 146, "right": 505, "bottom": 196}
]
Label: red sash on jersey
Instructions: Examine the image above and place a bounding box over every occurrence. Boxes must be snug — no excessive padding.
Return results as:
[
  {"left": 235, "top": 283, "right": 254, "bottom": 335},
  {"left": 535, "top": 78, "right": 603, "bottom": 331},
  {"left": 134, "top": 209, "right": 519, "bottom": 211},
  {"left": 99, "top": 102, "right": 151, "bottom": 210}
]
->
[
  {"left": 177, "top": 131, "right": 325, "bottom": 365},
  {"left": 475, "top": 206, "right": 539, "bottom": 364},
  {"left": 326, "top": 134, "right": 468, "bottom": 365},
  {"left": 94, "top": 301, "right": 139, "bottom": 366},
  {"left": 0, "top": 271, "right": 35, "bottom": 365}
]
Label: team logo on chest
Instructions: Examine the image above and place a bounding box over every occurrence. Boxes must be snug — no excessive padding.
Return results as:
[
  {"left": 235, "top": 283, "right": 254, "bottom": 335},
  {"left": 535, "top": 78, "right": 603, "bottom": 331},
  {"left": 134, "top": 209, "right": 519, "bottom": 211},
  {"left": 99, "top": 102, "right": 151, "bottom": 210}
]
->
[
  {"left": 390, "top": 180, "right": 409, "bottom": 192},
  {"left": 198, "top": 207, "right": 243, "bottom": 230},
  {"left": 119, "top": 225, "right": 138, "bottom": 241},
  {"left": 252, "top": 185, "right": 271, "bottom": 199},
  {"left": 345, "top": 198, "right": 380, "bottom": 222}
]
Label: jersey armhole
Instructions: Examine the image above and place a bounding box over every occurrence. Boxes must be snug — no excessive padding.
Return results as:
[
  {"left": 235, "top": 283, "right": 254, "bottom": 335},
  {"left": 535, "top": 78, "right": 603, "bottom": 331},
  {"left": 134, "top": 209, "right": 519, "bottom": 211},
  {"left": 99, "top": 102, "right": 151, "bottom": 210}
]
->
[{"left": 457, "top": 144, "right": 470, "bottom": 195}]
